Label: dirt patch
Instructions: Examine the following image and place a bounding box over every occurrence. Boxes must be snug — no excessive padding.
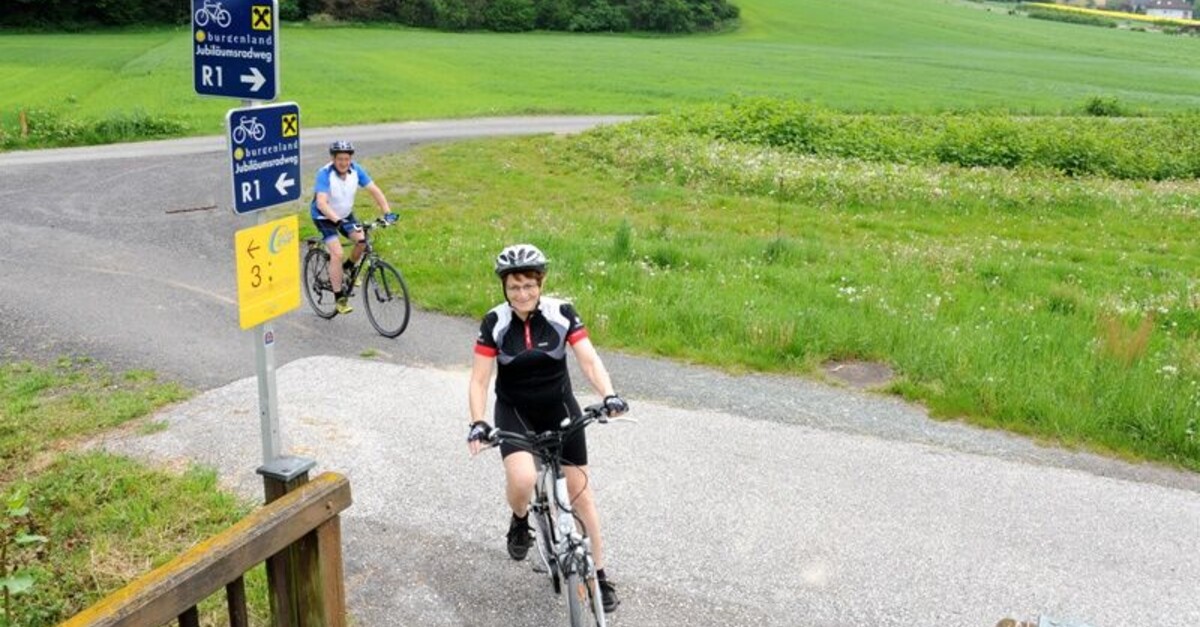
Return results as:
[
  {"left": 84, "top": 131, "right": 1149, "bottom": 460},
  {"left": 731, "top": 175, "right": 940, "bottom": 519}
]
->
[{"left": 821, "top": 360, "right": 896, "bottom": 390}]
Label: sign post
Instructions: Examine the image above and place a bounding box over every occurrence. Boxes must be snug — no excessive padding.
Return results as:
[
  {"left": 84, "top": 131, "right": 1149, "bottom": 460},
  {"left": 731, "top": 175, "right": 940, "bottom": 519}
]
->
[
  {"left": 194, "top": 1, "right": 325, "bottom": 614},
  {"left": 193, "top": 0, "right": 280, "bottom": 101}
]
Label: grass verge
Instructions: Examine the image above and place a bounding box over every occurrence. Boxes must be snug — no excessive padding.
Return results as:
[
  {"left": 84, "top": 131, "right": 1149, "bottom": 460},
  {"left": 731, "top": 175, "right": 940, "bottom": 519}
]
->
[{"left": 0, "top": 359, "right": 270, "bottom": 626}]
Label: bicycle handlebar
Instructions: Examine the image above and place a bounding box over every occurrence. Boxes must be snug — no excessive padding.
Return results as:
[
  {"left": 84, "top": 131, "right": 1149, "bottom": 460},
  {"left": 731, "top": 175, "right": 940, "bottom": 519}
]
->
[
  {"left": 362, "top": 214, "right": 398, "bottom": 231},
  {"left": 484, "top": 403, "right": 613, "bottom": 456}
]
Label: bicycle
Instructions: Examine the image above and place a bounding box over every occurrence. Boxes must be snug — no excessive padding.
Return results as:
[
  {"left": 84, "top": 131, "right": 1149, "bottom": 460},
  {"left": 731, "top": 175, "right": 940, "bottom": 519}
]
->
[
  {"left": 301, "top": 215, "right": 411, "bottom": 338},
  {"left": 482, "top": 403, "right": 632, "bottom": 627},
  {"left": 194, "top": 0, "right": 232, "bottom": 27},
  {"left": 231, "top": 116, "right": 266, "bottom": 145}
]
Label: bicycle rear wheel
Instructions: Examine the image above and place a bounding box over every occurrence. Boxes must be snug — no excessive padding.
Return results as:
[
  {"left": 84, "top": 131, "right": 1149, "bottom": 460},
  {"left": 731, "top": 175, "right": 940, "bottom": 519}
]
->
[
  {"left": 302, "top": 248, "right": 337, "bottom": 319},
  {"left": 363, "top": 260, "right": 411, "bottom": 338}
]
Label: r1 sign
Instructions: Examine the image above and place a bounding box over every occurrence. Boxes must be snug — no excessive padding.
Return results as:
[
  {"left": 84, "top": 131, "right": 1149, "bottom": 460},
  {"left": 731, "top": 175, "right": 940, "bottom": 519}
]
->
[
  {"left": 193, "top": 0, "right": 279, "bottom": 100},
  {"left": 226, "top": 102, "right": 301, "bottom": 214}
]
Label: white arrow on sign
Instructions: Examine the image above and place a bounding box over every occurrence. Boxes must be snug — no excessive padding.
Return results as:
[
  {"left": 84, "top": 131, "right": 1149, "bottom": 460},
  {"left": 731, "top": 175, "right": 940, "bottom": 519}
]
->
[
  {"left": 240, "top": 67, "right": 266, "bottom": 92},
  {"left": 275, "top": 172, "right": 295, "bottom": 196}
]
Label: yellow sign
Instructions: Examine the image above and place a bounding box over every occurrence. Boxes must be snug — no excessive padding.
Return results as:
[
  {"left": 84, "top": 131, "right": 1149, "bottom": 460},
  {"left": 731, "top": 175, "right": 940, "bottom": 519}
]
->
[
  {"left": 281, "top": 113, "right": 298, "bottom": 137},
  {"left": 251, "top": 5, "right": 272, "bottom": 30},
  {"left": 235, "top": 215, "right": 300, "bottom": 329}
]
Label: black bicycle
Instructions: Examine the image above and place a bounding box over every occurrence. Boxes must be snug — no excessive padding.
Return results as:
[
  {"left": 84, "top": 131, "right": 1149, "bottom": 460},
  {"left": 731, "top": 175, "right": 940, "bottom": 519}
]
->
[
  {"left": 483, "top": 404, "right": 631, "bottom": 627},
  {"left": 301, "top": 216, "right": 411, "bottom": 338}
]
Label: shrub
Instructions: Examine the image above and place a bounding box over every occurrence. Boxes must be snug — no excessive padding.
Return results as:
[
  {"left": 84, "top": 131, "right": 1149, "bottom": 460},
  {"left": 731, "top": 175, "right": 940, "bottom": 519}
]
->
[
  {"left": 569, "top": 0, "right": 632, "bottom": 31},
  {"left": 534, "top": 0, "right": 575, "bottom": 29},
  {"left": 1083, "top": 95, "right": 1127, "bottom": 117},
  {"left": 484, "top": 0, "right": 537, "bottom": 31},
  {"left": 1024, "top": 5, "right": 1118, "bottom": 27},
  {"left": 651, "top": 98, "right": 1200, "bottom": 180},
  {"left": 1, "top": 109, "right": 188, "bottom": 151},
  {"left": 629, "top": 0, "right": 695, "bottom": 33}
]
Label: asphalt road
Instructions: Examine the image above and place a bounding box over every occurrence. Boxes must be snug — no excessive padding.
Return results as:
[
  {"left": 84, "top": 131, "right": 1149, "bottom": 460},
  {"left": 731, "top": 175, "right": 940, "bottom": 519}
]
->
[{"left": 5, "top": 119, "right": 1200, "bottom": 626}]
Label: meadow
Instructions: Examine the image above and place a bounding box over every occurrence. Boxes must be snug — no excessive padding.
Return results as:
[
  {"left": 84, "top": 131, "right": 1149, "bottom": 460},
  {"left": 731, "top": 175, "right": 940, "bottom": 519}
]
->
[
  {"left": 2, "top": 0, "right": 1200, "bottom": 148},
  {"left": 359, "top": 112, "right": 1200, "bottom": 471}
]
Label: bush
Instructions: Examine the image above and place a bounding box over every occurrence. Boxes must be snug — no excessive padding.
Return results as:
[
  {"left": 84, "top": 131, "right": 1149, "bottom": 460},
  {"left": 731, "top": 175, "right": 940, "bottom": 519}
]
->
[
  {"left": 1, "top": 109, "right": 188, "bottom": 151},
  {"left": 1083, "top": 95, "right": 1128, "bottom": 117},
  {"left": 432, "top": 0, "right": 482, "bottom": 29},
  {"left": 629, "top": 0, "right": 695, "bottom": 32},
  {"left": 280, "top": 0, "right": 305, "bottom": 21},
  {"left": 569, "top": 0, "right": 631, "bottom": 31},
  {"left": 0, "top": 0, "right": 738, "bottom": 33},
  {"left": 535, "top": 0, "right": 575, "bottom": 29},
  {"left": 0, "top": 0, "right": 188, "bottom": 27},
  {"left": 652, "top": 98, "right": 1200, "bottom": 180},
  {"left": 485, "top": 0, "right": 538, "bottom": 31},
  {"left": 1024, "top": 5, "right": 1118, "bottom": 27}
]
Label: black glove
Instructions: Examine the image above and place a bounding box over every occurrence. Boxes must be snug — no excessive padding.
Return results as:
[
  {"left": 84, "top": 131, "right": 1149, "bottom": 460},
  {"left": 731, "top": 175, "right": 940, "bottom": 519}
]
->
[
  {"left": 602, "top": 394, "right": 629, "bottom": 417},
  {"left": 467, "top": 421, "right": 494, "bottom": 443}
]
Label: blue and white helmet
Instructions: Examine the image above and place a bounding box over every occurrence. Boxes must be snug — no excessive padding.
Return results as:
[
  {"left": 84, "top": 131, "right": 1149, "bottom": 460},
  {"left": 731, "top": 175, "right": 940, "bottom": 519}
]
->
[
  {"left": 328, "top": 140, "right": 355, "bottom": 155},
  {"left": 494, "top": 244, "right": 547, "bottom": 277}
]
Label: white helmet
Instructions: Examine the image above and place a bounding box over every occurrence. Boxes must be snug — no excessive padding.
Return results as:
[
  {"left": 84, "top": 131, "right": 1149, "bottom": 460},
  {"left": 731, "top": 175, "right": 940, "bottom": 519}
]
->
[{"left": 494, "top": 244, "right": 547, "bottom": 277}]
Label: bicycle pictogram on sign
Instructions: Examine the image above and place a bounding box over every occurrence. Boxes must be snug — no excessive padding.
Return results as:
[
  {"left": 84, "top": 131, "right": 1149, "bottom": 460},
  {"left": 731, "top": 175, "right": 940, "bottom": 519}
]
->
[
  {"left": 232, "top": 117, "right": 267, "bottom": 145},
  {"left": 195, "top": 0, "right": 232, "bottom": 27}
]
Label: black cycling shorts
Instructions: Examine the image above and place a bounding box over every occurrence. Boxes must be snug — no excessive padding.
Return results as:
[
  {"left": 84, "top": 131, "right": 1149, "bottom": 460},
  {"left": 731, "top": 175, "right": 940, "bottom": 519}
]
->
[{"left": 495, "top": 396, "right": 587, "bottom": 467}]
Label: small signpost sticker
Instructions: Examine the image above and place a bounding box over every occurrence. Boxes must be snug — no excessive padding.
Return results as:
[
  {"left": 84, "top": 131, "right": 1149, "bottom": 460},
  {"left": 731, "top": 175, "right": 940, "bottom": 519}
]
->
[
  {"left": 235, "top": 215, "right": 300, "bottom": 329},
  {"left": 226, "top": 102, "right": 301, "bottom": 214},
  {"left": 193, "top": 0, "right": 280, "bottom": 100}
]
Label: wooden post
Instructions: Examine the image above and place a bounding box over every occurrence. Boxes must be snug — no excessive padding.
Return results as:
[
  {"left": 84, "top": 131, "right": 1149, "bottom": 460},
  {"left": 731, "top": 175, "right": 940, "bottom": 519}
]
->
[
  {"left": 226, "top": 576, "right": 249, "bottom": 627},
  {"left": 178, "top": 606, "right": 199, "bottom": 627},
  {"left": 258, "top": 456, "right": 317, "bottom": 627},
  {"left": 316, "top": 516, "right": 348, "bottom": 627},
  {"left": 18, "top": 109, "right": 28, "bottom": 138}
]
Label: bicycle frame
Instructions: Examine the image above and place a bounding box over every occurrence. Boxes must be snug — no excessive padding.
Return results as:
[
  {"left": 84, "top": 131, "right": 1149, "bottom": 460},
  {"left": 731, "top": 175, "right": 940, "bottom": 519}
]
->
[
  {"left": 301, "top": 215, "right": 412, "bottom": 338},
  {"left": 324, "top": 220, "right": 382, "bottom": 298},
  {"left": 491, "top": 406, "right": 610, "bottom": 627}
]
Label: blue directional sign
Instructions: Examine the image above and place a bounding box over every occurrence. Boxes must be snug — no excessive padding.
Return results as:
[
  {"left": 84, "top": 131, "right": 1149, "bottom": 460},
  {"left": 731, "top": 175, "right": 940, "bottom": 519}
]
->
[
  {"left": 193, "top": 0, "right": 279, "bottom": 100},
  {"left": 226, "top": 102, "right": 300, "bottom": 214}
]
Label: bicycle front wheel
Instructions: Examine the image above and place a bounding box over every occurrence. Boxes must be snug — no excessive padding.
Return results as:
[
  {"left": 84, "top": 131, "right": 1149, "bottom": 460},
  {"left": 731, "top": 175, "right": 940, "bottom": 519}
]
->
[
  {"left": 302, "top": 248, "right": 337, "bottom": 319},
  {"left": 566, "top": 571, "right": 604, "bottom": 627},
  {"left": 363, "top": 261, "right": 411, "bottom": 338}
]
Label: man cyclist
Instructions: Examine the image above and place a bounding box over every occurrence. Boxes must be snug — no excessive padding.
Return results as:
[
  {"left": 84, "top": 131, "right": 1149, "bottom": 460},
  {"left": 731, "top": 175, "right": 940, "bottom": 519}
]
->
[
  {"left": 310, "top": 140, "right": 394, "bottom": 315},
  {"left": 466, "top": 243, "right": 629, "bottom": 613}
]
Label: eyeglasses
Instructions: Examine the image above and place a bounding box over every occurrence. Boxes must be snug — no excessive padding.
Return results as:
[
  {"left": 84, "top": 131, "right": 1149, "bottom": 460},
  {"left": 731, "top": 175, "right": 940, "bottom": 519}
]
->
[{"left": 505, "top": 282, "right": 541, "bottom": 295}]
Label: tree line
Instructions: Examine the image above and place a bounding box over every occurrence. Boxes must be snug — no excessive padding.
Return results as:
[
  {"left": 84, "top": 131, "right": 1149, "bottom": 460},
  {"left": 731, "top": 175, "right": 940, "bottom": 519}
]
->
[{"left": 1, "top": 0, "right": 739, "bottom": 33}]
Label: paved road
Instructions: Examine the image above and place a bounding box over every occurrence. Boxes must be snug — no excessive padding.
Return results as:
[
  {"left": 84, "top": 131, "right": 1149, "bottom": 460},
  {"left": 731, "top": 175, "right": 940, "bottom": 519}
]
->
[
  {"left": 96, "top": 357, "right": 1200, "bottom": 627},
  {"left": 5, "top": 119, "right": 1200, "bottom": 625}
]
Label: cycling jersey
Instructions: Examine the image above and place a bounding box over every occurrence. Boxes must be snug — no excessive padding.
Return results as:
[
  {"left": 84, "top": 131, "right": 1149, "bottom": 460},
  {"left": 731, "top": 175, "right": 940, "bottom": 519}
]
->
[
  {"left": 474, "top": 298, "right": 589, "bottom": 408},
  {"left": 309, "top": 161, "right": 373, "bottom": 221}
]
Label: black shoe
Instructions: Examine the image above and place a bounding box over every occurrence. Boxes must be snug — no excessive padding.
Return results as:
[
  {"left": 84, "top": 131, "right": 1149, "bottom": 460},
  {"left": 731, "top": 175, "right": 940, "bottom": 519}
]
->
[
  {"left": 506, "top": 514, "right": 532, "bottom": 561},
  {"left": 598, "top": 578, "right": 619, "bottom": 613}
]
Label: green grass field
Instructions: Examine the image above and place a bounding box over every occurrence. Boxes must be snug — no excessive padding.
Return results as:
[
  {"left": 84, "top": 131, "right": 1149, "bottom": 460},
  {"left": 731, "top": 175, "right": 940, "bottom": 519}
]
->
[
  {"left": 353, "top": 121, "right": 1200, "bottom": 471},
  {"left": 2, "top": 0, "right": 1200, "bottom": 141}
]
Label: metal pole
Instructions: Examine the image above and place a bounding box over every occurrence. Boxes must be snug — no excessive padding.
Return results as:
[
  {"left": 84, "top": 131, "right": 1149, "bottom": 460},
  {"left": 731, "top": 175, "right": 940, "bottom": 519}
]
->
[{"left": 243, "top": 97, "right": 281, "bottom": 466}]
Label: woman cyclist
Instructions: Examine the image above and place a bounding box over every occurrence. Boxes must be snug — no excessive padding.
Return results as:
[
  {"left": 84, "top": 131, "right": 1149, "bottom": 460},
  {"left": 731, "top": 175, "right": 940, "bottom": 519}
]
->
[{"left": 467, "top": 243, "right": 629, "bottom": 613}]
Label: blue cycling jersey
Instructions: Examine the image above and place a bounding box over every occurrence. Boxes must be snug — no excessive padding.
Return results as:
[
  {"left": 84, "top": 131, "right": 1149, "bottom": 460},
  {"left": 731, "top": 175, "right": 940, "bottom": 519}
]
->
[{"left": 310, "top": 162, "right": 373, "bottom": 221}]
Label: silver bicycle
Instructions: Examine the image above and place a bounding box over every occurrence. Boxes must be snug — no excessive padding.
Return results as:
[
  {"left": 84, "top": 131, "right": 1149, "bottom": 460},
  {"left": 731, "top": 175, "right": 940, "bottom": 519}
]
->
[{"left": 484, "top": 403, "right": 631, "bottom": 627}]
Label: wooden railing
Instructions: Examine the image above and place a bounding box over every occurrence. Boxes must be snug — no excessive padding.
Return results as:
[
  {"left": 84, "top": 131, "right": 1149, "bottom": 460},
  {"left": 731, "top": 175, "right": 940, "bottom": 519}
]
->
[{"left": 60, "top": 472, "right": 352, "bottom": 627}]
